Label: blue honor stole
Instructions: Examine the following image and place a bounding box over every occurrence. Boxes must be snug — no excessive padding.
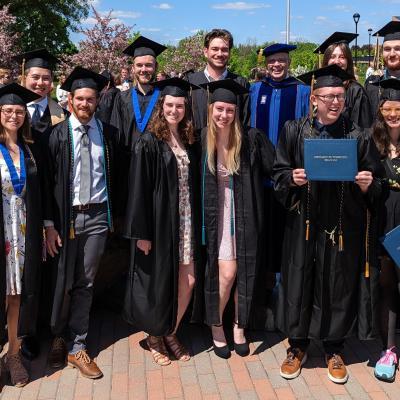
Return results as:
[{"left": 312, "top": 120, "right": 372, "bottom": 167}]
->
[
  {"left": 131, "top": 87, "right": 160, "bottom": 133},
  {"left": 0, "top": 143, "right": 26, "bottom": 196}
]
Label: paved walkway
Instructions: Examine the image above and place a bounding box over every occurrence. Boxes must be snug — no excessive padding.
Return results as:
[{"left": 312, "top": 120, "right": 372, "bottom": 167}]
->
[{"left": 0, "top": 307, "right": 399, "bottom": 400}]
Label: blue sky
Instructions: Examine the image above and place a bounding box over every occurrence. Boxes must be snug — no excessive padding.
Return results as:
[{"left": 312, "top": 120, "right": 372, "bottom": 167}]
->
[{"left": 75, "top": 0, "right": 400, "bottom": 46}]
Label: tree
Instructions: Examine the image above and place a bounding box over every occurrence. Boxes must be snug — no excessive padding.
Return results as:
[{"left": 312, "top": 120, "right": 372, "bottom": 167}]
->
[
  {"left": 0, "top": 5, "right": 20, "bottom": 70},
  {"left": 0, "top": 0, "right": 90, "bottom": 54},
  {"left": 61, "top": 7, "right": 132, "bottom": 75}
]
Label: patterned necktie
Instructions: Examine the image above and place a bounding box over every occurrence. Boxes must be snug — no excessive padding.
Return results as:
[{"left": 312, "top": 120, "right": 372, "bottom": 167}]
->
[
  {"left": 79, "top": 125, "right": 91, "bottom": 205},
  {"left": 31, "top": 103, "right": 41, "bottom": 124}
]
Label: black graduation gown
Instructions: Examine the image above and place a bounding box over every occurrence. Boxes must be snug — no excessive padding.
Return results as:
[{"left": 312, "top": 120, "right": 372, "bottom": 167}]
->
[
  {"left": 123, "top": 133, "right": 204, "bottom": 336},
  {"left": 96, "top": 87, "right": 120, "bottom": 125},
  {"left": 365, "top": 75, "right": 383, "bottom": 118},
  {"left": 201, "top": 127, "right": 275, "bottom": 328},
  {"left": 344, "top": 80, "right": 373, "bottom": 129},
  {"left": 110, "top": 87, "right": 159, "bottom": 216},
  {"left": 187, "top": 71, "right": 250, "bottom": 131},
  {"left": 0, "top": 142, "right": 43, "bottom": 339},
  {"left": 273, "top": 116, "right": 382, "bottom": 341},
  {"left": 44, "top": 119, "right": 117, "bottom": 335}
]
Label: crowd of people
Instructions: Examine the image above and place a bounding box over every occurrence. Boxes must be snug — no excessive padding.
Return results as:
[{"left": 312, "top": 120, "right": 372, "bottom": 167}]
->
[{"left": 0, "top": 20, "right": 399, "bottom": 389}]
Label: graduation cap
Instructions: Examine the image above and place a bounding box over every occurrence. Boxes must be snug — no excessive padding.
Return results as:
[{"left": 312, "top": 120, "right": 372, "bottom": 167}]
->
[
  {"left": 61, "top": 66, "right": 109, "bottom": 92},
  {"left": 373, "top": 78, "right": 400, "bottom": 101},
  {"left": 151, "top": 77, "right": 200, "bottom": 97},
  {"left": 200, "top": 79, "right": 248, "bottom": 105},
  {"left": 373, "top": 20, "right": 400, "bottom": 42},
  {"left": 262, "top": 43, "right": 297, "bottom": 58},
  {"left": 123, "top": 36, "right": 167, "bottom": 59},
  {"left": 297, "top": 64, "right": 354, "bottom": 90},
  {"left": 0, "top": 83, "right": 41, "bottom": 106},
  {"left": 314, "top": 32, "right": 358, "bottom": 54},
  {"left": 14, "top": 48, "right": 59, "bottom": 72}
]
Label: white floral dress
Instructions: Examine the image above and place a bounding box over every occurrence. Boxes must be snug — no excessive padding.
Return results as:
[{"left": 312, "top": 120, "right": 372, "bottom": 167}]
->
[{"left": 0, "top": 154, "right": 26, "bottom": 295}]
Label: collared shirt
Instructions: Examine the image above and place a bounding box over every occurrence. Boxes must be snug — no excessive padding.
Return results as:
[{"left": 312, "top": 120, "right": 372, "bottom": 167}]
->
[
  {"left": 384, "top": 69, "right": 400, "bottom": 80},
  {"left": 204, "top": 67, "right": 228, "bottom": 82},
  {"left": 69, "top": 113, "right": 107, "bottom": 206},
  {"left": 27, "top": 96, "right": 48, "bottom": 119}
]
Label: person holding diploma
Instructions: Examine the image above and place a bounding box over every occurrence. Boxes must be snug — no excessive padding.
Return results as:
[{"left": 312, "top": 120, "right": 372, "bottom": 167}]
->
[
  {"left": 273, "top": 65, "right": 382, "bottom": 384},
  {"left": 371, "top": 78, "right": 400, "bottom": 382},
  {"left": 200, "top": 79, "right": 275, "bottom": 359}
]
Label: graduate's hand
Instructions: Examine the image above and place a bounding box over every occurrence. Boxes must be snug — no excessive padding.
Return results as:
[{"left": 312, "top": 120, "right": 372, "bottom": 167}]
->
[
  {"left": 355, "top": 171, "right": 373, "bottom": 193},
  {"left": 45, "top": 227, "right": 62, "bottom": 257},
  {"left": 292, "top": 169, "right": 308, "bottom": 186},
  {"left": 137, "top": 239, "right": 152, "bottom": 255}
]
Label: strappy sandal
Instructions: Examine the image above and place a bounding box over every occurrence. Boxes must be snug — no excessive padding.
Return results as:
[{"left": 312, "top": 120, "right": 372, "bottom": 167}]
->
[
  {"left": 146, "top": 335, "right": 171, "bottom": 366},
  {"left": 5, "top": 352, "right": 29, "bottom": 387},
  {"left": 164, "top": 334, "right": 190, "bottom": 362}
]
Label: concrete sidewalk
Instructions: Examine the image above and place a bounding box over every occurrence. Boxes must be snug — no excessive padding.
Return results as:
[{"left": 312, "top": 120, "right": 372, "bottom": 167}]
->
[{"left": 0, "top": 307, "right": 399, "bottom": 400}]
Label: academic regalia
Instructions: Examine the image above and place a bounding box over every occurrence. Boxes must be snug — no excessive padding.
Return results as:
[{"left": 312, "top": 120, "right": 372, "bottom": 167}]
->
[
  {"left": 123, "top": 132, "right": 204, "bottom": 336},
  {"left": 201, "top": 127, "right": 275, "bottom": 328},
  {"left": 344, "top": 80, "right": 373, "bottom": 128},
  {"left": 96, "top": 87, "right": 120, "bottom": 125},
  {"left": 44, "top": 117, "right": 117, "bottom": 335},
  {"left": 187, "top": 71, "right": 250, "bottom": 131},
  {"left": 273, "top": 115, "right": 382, "bottom": 340},
  {"left": 0, "top": 84, "right": 44, "bottom": 339}
]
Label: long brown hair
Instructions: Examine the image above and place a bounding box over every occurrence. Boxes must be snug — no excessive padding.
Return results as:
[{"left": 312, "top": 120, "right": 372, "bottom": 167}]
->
[
  {"left": 322, "top": 43, "right": 355, "bottom": 86},
  {"left": 0, "top": 105, "right": 33, "bottom": 144},
  {"left": 372, "top": 100, "right": 400, "bottom": 157},
  {"left": 147, "top": 95, "right": 194, "bottom": 144},
  {"left": 206, "top": 103, "right": 242, "bottom": 175}
]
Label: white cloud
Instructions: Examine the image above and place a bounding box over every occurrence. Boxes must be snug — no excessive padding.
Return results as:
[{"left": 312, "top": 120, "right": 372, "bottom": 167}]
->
[
  {"left": 141, "top": 27, "right": 162, "bottom": 32},
  {"left": 152, "top": 3, "right": 173, "bottom": 9},
  {"left": 291, "top": 15, "right": 304, "bottom": 20},
  {"left": 212, "top": 2, "right": 271, "bottom": 10},
  {"left": 330, "top": 5, "right": 351, "bottom": 12},
  {"left": 109, "top": 10, "right": 142, "bottom": 19},
  {"left": 316, "top": 16, "right": 327, "bottom": 21}
]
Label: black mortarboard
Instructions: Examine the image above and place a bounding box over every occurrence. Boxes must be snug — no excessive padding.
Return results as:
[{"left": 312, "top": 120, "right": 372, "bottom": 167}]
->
[
  {"left": 373, "top": 21, "right": 400, "bottom": 42},
  {"left": 61, "top": 67, "right": 108, "bottom": 92},
  {"left": 373, "top": 78, "right": 400, "bottom": 101},
  {"left": 297, "top": 64, "right": 354, "bottom": 89},
  {"left": 0, "top": 83, "right": 40, "bottom": 106},
  {"left": 123, "top": 36, "right": 167, "bottom": 59},
  {"left": 314, "top": 32, "right": 358, "bottom": 54},
  {"left": 262, "top": 43, "right": 297, "bottom": 57},
  {"left": 14, "top": 48, "right": 59, "bottom": 71},
  {"left": 151, "top": 77, "right": 200, "bottom": 97},
  {"left": 200, "top": 79, "right": 248, "bottom": 105}
]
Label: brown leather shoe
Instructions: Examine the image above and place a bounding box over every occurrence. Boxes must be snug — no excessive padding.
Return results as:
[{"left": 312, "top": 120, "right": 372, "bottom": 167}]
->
[
  {"left": 67, "top": 350, "right": 103, "bottom": 379},
  {"left": 48, "top": 337, "right": 67, "bottom": 368},
  {"left": 326, "top": 353, "right": 348, "bottom": 384},
  {"left": 280, "top": 347, "right": 308, "bottom": 379}
]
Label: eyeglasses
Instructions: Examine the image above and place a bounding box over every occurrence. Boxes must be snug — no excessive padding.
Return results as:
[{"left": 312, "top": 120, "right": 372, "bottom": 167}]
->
[
  {"left": 266, "top": 58, "right": 288, "bottom": 65},
  {"left": 315, "top": 94, "right": 346, "bottom": 103},
  {"left": 380, "top": 107, "right": 400, "bottom": 116},
  {"left": 1, "top": 108, "right": 27, "bottom": 118}
]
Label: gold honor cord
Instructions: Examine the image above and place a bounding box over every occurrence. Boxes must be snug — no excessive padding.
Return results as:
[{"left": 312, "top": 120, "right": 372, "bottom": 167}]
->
[{"left": 365, "top": 209, "right": 371, "bottom": 278}]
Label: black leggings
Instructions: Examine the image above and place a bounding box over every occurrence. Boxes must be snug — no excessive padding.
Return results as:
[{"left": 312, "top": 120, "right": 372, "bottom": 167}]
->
[{"left": 379, "top": 257, "right": 400, "bottom": 349}]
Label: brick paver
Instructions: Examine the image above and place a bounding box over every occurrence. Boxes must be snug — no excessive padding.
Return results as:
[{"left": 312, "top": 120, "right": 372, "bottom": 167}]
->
[{"left": 0, "top": 307, "right": 399, "bottom": 399}]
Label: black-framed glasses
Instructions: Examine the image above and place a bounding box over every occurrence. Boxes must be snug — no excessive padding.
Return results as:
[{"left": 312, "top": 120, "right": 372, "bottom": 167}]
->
[{"left": 315, "top": 94, "right": 346, "bottom": 103}]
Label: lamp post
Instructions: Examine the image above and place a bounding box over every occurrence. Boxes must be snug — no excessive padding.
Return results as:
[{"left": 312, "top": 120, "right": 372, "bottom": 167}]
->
[
  {"left": 286, "top": 0, "right": 291, "bottom": 44},
  {"left": 368, "top": 28, "right": 373, "bottom": 63},
  {"left": 353, "top": 13, "right": 360, "bottom": 66}
]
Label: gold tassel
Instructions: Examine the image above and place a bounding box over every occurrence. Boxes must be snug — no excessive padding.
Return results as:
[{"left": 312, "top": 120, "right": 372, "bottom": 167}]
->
[
  {"left": 365, "top": 209, "right": 371, "bottom": 278},
  {"left": 69, "top": 220, "right": 75, "bottom": 239},
  {"left": 21, "top": 58, "right": 26, "bottom": 87},
  {"left": 257, "top": 48, "right": 263, "bottom": 65},
  {"left": 365, "top": 261, "right": 370, "bottom": 278},
  {"left": 305, "top": 220, "right": 310, "bottom": 241},
  {"left": 338, "top": 232, "right": 344, "bottom": 252}
]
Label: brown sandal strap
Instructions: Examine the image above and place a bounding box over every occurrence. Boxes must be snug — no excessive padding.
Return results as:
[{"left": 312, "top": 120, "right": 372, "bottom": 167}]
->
[
  {"left": 164, "top": 334, "right": 190, "bottom": 361},
  {"left": 147, "top": 336, "right": 171, "bottom": 366},
  {"left": 7, "top": 353, "right": 29, "bottom": 387}
]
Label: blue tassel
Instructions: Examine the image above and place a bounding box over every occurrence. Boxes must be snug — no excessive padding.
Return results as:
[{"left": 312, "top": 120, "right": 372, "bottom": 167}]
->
[{"left": 202, "top": 225, "right": 206, "bottom": 245}]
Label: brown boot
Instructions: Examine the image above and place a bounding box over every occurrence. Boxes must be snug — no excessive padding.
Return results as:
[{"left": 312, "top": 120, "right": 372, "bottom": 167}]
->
[
  {"left": 326, "top": 353, "right": 348, "bottom": 384},
  {"left": 67, "top": 350, "right": 103, "bottom": 379},
  {"left": 280, "top": 347, "right": 307, "bottom": 379},
  {"left": 6, "top": 352, "right": 29, "bottom": 387},
  {"left": 48, "top": 337, "right": 67, "bottom": 368}
]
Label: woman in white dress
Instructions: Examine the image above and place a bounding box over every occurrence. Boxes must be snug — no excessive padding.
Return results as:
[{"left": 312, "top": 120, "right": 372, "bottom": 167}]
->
[{"left": 0, "top": 84, "right": 44, "bottom": 386}]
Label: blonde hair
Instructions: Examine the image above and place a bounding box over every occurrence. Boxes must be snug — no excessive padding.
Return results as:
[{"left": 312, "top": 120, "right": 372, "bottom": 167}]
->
[{"left": 206, "top": 103, "right": 242, "bottom": 175}]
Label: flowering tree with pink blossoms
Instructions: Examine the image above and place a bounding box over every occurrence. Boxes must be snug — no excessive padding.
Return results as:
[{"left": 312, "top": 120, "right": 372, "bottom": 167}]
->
[
  {"left": 0, "top": 5, "right": 20, "bottom": 70},
  {"left": 60, "top": 7, "right": 131, "bottom": 75}
]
